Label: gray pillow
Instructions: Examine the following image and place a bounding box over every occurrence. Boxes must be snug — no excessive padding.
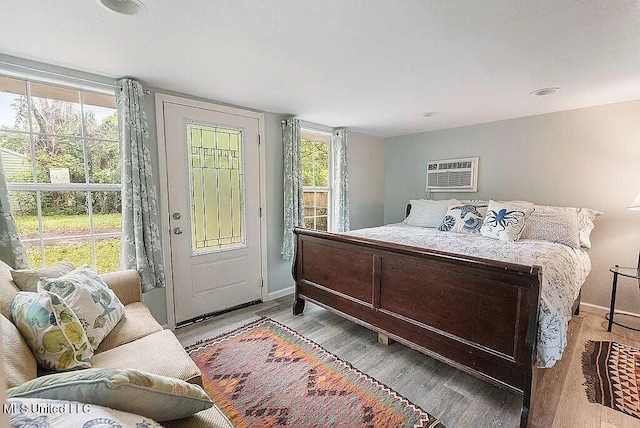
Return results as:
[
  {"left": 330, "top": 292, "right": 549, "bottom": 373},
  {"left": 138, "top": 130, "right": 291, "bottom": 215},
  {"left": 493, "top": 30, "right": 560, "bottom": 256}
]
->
[
  {"left": 7, "top": 367, "right": 214, "bottom": 422},
  {"left": 10, "top": 261, "right": 75, "bottom": 292}
]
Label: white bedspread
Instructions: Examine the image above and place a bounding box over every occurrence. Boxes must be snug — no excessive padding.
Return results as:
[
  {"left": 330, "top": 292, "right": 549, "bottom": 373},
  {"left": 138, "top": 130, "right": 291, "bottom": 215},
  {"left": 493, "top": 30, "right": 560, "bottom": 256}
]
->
[{"left": 343, "top": 223, "right": 591, "bottom": 368}]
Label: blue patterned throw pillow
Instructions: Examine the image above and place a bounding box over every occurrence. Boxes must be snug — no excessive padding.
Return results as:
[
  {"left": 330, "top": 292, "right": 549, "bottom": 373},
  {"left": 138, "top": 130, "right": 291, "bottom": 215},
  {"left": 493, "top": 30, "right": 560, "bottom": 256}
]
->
[
  {"left": 438, "top": 204, "right": 487, "bottom": 233},
  {"left": 480, "top": 200, "right": 533, "bottom": 242}
]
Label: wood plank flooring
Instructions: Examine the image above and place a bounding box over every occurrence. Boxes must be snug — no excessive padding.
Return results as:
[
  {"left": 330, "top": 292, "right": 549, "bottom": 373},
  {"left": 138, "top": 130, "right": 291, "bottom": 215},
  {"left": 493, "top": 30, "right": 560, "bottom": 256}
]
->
[{"left": 174, "top": 297, "right": 640, "bottom": 427}]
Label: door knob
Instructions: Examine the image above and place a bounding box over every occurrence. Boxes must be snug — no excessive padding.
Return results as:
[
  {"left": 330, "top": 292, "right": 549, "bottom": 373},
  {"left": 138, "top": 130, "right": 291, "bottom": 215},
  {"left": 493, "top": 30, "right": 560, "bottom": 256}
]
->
[
  {"left": 172, "top": 212, "right": 182, "bottom": 220},
  {"left": 173, "top": 227, "right": 183, "bottom": 235}
]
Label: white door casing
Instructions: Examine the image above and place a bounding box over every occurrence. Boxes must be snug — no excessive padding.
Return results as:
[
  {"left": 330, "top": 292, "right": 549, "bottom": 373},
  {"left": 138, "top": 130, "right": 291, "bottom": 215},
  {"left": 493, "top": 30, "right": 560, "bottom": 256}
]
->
[{"left": 156, "top": 95, "right": 266, "bottom": 326}]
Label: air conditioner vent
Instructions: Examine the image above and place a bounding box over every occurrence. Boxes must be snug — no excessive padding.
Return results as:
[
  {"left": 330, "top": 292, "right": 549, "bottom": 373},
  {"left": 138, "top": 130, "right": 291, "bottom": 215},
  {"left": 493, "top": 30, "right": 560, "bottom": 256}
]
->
[{"left": 426, "top": 157, "right": 478, "bottom": 192}]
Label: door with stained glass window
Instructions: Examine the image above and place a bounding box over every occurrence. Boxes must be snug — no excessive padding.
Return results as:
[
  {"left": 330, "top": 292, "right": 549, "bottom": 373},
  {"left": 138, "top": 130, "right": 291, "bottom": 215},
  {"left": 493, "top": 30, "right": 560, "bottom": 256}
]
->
[{"left": 162, "top": 101, "right": 262, "bottom": 324}]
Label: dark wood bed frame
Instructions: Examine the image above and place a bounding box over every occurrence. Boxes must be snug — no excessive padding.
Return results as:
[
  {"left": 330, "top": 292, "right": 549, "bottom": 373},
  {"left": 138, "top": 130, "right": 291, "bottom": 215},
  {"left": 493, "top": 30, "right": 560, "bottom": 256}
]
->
[{"left": 292, "top": 206, "right": 581, "bottom": 427}]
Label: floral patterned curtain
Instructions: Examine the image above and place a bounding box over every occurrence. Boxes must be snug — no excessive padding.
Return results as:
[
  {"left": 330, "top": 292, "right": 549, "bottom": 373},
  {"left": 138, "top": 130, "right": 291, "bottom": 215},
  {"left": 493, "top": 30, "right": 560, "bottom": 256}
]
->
[
  {"left": 0, "top": 153, "right": 29, "bottom": 269},
  {"left": 331, "top": 129, "right": 350, "bottom": 232},
  {"left": 281, "top": 117, "right": 303, "bottom": 261},
  {"left": 116, "top": 78, "right": 165, "bottom": 292}
]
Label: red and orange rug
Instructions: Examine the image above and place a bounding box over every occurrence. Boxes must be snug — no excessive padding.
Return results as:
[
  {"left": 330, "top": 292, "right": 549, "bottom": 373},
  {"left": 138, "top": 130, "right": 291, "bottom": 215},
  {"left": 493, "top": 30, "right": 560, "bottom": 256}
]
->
[{"left": 187, "top": 318, "right": 444, "bottom": 427}]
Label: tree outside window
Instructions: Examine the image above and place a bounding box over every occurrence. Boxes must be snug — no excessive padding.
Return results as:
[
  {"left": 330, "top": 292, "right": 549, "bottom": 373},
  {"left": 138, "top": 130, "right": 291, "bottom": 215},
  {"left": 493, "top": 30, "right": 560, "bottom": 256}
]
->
[
  {"left": 301, "top": 129, "right": 330, "bottom": 231},
  {"left": 0, "top": 75, "right": 121, "bottom": 272}
]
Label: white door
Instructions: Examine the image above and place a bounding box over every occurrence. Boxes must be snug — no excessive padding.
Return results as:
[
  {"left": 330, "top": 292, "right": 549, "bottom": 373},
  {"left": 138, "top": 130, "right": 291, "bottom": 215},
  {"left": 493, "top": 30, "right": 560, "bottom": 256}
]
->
[{"left": 162, "top": 101, "right": 262, "bottom": 324}]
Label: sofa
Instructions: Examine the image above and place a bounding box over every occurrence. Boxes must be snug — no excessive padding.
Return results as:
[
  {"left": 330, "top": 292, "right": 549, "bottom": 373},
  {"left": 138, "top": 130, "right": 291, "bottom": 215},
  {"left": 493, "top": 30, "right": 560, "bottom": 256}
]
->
[{"left": 0, "top": 260, "right": 232, "bottom": 427}]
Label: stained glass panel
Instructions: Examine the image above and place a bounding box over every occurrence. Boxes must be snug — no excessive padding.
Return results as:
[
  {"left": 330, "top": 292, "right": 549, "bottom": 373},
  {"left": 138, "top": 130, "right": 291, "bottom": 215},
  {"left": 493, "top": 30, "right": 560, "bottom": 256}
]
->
[{"left": 187, "top": 122, "right": 245, "bottom": 254}]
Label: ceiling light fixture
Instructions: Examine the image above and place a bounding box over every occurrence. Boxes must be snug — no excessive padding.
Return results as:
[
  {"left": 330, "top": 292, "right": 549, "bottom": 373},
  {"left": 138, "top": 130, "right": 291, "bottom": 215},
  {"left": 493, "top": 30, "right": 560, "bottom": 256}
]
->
[
  {"left": 530, "top": 87, "right": 560, "bottom": 96},
  {"left": 97, "top": 0, "right": 147, "bottom": 15},
  {"left": 422, "top": 112, "right": 437, "bottom": 118}
]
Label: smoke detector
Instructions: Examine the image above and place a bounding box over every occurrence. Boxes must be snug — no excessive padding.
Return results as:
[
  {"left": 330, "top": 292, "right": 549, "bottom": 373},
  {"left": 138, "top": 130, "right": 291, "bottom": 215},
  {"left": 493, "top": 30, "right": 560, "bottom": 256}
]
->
[{"left": 97, "top": 0, "right": 147, "bottom": 15}]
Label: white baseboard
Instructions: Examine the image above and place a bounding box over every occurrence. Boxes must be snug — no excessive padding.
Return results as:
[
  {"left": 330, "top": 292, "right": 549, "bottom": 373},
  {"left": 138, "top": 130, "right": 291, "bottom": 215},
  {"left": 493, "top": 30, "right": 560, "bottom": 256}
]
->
[
  {"left": 265, "top": 286, "right": 294, "bottom": 301},
  {"left": 581, "top": 302, "right": 640, "bottom": 318}
]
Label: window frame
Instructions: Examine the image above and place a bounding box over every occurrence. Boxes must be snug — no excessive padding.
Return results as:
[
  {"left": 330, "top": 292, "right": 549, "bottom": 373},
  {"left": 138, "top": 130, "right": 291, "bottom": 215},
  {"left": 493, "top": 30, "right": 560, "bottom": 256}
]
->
[
  {"left": 300, "top": 127, "right": 332, "bottom": 232},
  {"left": 0, "top": 75, "right": 121, "bottom": 270}
]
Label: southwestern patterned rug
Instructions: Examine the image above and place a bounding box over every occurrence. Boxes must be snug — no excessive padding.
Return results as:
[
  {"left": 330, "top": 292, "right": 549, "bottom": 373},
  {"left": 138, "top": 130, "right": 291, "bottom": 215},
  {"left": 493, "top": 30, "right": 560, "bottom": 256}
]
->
[
  {"left": 582, "top": 340, "right": 640, "bottom": 420},
  {"left": 186, "top": 318, "right": 444, "bottom": 427}
]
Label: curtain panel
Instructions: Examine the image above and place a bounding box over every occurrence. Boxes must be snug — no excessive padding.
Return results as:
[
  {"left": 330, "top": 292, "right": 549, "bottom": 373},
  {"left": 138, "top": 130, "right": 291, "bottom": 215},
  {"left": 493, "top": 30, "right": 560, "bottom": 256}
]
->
[
  {"left": 116, "top": 78, "right": 165, "bottom": 292},
  {"left": 0, "top": 154, "right": 29, "bottom": 269},
  {"left": 331, "top": 129, "right": 350, "bottom": 232},
  {"left": 281, "top": 117, "right": 303, "bottom": 261}
]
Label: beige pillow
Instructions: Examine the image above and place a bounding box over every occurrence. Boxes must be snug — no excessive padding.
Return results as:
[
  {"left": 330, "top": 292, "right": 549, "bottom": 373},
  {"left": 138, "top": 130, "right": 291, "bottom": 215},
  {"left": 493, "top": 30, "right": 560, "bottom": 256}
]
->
[
  {"left": 0, "top": 260, "right": 19, "bottom": 319},
  {"left": 10, "top": 261, "right": 75, "bottom": 292},
  {"left": 1, "top": 314, "right": 37, "bottom": 388}
]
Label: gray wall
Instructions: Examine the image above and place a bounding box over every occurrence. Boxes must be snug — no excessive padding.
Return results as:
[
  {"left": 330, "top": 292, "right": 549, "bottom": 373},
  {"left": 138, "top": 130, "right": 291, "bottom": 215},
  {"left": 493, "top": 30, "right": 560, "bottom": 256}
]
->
[{"left": 385, "top": 100, "right": 640, "bottom": 313}]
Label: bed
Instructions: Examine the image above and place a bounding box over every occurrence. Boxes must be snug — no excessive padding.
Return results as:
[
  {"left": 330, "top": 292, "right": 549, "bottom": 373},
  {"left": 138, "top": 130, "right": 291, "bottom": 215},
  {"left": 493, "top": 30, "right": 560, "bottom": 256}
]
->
[{"left": 291, "top": 203, "right": 592, "bottom": 428}]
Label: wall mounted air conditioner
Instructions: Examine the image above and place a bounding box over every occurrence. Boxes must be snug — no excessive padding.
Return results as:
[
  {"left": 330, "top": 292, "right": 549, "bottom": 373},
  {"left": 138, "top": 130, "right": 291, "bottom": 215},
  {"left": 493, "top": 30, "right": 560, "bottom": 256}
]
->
[{"left": 426, "top": 157, "right": 478, "bottom": 192}]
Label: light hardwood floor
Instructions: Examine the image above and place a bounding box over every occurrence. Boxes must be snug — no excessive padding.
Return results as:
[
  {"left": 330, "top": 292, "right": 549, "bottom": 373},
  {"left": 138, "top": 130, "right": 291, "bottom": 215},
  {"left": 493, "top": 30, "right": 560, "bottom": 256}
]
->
[{"left": 174, "top": 298, "right": 640, "bottom": 428}]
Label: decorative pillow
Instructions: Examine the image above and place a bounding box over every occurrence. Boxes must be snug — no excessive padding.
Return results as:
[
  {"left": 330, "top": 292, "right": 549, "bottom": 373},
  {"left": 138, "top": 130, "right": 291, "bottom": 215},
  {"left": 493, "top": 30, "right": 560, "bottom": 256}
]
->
[
  {"left": 520, "top": 205, "right": 581, "bottom": 248},
  {"left": 480, "top": 200, "right": 534, "bottom": 242},
  {"left": 438, "top": 203, "right": 488, "bottom": 233},
  {"left": 11, "top": 291, "right": 93, "bottom": 371},
  {"left": 8, "top": 398, "right": 163, "bottom": 427},
  {"left": 10, "top": 261, "right": 75, "bottom": 292},
  {"left": 39, "top": 266, "right": 125, "bottom": 351},
  {"left": 1, "top": 314, "right": 37, "bottom": 388},
  {"left": 405, "top": 199, "right": 460, "bottom": 228},
  {"left": 577, "top": 208, "right": 602, "bottom": 249},
  {"left": 8, "top": 368, "right": 215, "bottom": 422}
]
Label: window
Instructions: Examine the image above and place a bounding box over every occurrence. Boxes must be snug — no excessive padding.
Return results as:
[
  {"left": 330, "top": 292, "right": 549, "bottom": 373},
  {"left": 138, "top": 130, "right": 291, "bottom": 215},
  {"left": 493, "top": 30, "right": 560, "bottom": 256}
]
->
[
  {"left": 301, "top": 129, "right": 331, "bottom": 231},
  {"left": 0, "top": 75, "right": 121, "bottom": 273}
]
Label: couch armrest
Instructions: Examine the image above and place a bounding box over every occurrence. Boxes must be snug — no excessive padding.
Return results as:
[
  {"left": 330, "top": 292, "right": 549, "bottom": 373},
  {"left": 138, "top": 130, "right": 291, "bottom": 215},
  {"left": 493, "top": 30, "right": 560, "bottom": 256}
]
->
[{"left": 100, "top": 270, "right": 142, "bottom": 305}]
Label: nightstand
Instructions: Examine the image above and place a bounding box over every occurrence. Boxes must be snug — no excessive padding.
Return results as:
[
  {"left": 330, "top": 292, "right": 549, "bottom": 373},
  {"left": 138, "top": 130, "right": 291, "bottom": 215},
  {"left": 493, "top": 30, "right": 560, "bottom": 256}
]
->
[{"left": 606, "top": 265, "right": 640, "bottom": 332}]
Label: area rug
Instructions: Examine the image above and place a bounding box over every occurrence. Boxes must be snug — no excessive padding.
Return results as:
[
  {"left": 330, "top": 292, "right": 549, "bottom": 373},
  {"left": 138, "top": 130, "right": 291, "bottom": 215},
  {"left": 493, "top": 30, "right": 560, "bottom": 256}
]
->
[
  {"left": 582, "top": 340, "right": 640, "bottom": 420},
  {"left": 186, "top": 318, "right": 444, "bottom": 427}
]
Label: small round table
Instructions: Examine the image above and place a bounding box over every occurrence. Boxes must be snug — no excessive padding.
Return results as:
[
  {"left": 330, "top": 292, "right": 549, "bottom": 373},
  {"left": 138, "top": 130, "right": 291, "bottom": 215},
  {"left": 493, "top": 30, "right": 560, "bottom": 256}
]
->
[{"left": 606, "top": 265, "right": 640, "bottom": 332}]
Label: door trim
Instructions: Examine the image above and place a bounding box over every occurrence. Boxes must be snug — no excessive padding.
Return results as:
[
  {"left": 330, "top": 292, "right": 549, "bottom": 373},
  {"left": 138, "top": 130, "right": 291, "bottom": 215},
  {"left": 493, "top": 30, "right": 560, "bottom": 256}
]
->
[{"left": 155, "top": 93, "right": 268, "bottom": 329}]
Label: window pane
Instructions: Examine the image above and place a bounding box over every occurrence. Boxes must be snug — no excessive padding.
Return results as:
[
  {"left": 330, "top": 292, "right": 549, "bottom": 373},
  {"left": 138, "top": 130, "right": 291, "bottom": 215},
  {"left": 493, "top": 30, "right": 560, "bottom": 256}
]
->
[
  {"left": 34, "top": 136, "right": 86, "bottom": 183},
  {"left": 91, "top": 191, "right": 122, "bottom": 218},
  {"left": 0, "top": 76, "right": 27, "bottom": 131},
  {"left": 303, "top": 190, "right": 329, "bottom": 231},
  {"left": 88, "top": 140, "right": 120, "bottom": 184},
  {"left": 95, "top": 237, "right": 120, "bottom": 273},
  {"left": 84, "top": 105, "right": 118, "bottom": 140},
  {"left": 40, "top": 190, "right": 89, "bottom": 235},
  {"left": 187, "top": 122, "right": 245, "bottom": 254},
  {"left": 43, "top": 238, "right": 93, "bottom": 270},
  {"left": 0, "top": 132, "right": 33, "bottom": 183},
  {"left": 29, "top": 82, "right": 82, "bottom": 136},
  {"left": 301, "top": 138, "right": 329, "bottom": 187},
  {"left": 11, "top": 192, "right": 38, "bottom": 239}
]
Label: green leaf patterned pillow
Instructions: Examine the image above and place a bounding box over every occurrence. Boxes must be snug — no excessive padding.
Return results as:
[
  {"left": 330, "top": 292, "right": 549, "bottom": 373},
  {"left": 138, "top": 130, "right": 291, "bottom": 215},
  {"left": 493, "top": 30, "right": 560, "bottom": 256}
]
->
[
  {"left": 11, "top": 291, "right": 93, "bottom": 371},
  {"left": 39, "top": 266, "right": 125, "bottom": 351},
  {"left": 7, "top": 368, "right": 215, "bottom": 422}
]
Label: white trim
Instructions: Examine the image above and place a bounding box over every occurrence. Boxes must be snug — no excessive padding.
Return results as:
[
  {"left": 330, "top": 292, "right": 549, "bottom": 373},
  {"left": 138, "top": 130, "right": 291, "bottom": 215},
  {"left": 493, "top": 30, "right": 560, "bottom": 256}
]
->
[
  {"left": 265, "top": 286, "right": 295, "bottom": 301},
  {"left": 0, "top": 55, "right": 115, "bottom": 95},
  {"left": 581, "top": 302, "right": 640, "bottom": 318},
  {"left": 155, "top": 93, "right": 267, "bottom": 329},
  {"left": 299, "top": 120, "right": 334, "bottom": 134}
]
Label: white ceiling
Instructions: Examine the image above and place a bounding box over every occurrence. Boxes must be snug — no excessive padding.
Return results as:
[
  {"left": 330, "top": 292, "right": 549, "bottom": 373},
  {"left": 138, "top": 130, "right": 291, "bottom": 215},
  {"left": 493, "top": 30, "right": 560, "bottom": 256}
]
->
[{"left": 1, "top": 0, "right": 640, "bottom": 137}]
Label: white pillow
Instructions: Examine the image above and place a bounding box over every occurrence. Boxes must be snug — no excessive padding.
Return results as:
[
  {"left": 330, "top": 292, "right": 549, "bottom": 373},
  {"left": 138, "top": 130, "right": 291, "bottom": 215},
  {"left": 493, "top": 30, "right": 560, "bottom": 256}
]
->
[
  {"left": 39, "top": 266, "right": 125, "bottom": 352},
  {"left": 520, "top": 205, "right": 581, "bottom": 248},
  {"left": 438, "top": 203, "right": 487, "bottom": 234},
  {"left": 405, "top": 199, "right": 460, "bottom": 228},
  {"left": 480, "top": 200, "right": 533, "bottom": 242},
  {"left": 577, "top": 208, "right": 602, "bottom": 249}
]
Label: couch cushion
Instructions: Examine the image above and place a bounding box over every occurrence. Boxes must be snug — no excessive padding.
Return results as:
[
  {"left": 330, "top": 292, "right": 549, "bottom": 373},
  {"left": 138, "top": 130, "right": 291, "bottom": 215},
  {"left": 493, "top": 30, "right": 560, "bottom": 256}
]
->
[
  {"left": 164, "top": 406, "right": 234, "bottom": 428},
  {"left": 95, "top": 302, "right": 163, "bottom": 353},
  {"left": 0, "top": 260, "right": 19, "bottom": 320},
  {"left": 90, "top": 329, "right": 202, "bottom": 386},
  {"left": 1, "top": 314, "right": 37, "bottom": 388}
]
